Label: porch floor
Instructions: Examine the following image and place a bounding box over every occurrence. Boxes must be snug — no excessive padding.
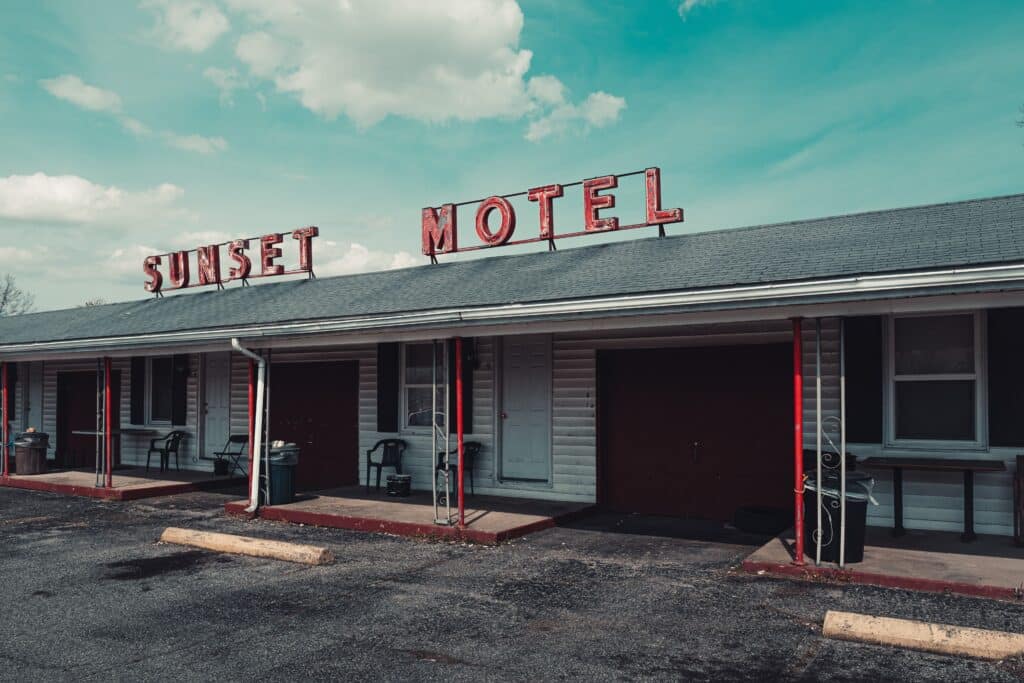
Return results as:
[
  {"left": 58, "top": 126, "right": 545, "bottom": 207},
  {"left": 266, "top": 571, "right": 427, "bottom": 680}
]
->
[
  {"left": 225, "top": 486, "right": 595, "bottom": 544},
  {"left": 742, "top": 527, "right": 1024, "bottom": 601},
  {"left": 1, "top": 467, "right": 244, "bottom": 501}
]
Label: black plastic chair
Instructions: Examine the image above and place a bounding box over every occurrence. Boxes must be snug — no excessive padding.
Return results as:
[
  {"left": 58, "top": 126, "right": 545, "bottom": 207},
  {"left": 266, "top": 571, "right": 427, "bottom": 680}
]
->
[
  {"left": 146, "top": 431, "right": 187, "bottom": 472},
  {"left": 212, "top": 434, "right": 249, "bottom": 477},
  {"left": 436, "top": 441, "right": 482, "bottom": 496},
  {"left": 366, "top": 439, "right": 407, "bottom": 492}
]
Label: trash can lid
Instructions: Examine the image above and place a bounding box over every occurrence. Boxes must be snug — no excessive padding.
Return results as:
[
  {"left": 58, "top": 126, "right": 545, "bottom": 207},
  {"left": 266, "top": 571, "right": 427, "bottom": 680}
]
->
[{"left": 805, "top": 472, "right": 877, "bottom": 503}]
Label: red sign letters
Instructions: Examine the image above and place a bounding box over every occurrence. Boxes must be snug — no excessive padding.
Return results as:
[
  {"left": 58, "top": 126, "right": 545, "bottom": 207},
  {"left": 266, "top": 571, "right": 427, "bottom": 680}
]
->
[
  {"left": 144, "top": 227, "right": 319, "bottom": 294},
  {"left": 422, "top": 167, "right": 682, "bottom": 257}
]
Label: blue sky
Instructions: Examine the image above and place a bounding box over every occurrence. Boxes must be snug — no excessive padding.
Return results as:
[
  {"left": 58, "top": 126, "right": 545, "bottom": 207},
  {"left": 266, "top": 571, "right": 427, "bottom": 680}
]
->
[{"left": 1, "top": 0, "right": 1022, "bottom": 310}]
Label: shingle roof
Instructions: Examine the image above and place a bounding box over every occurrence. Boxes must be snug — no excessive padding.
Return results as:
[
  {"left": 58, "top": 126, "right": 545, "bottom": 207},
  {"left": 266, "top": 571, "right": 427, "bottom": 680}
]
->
[{"left": 2, "top": 192, "right": 1023, "bottom": 346}]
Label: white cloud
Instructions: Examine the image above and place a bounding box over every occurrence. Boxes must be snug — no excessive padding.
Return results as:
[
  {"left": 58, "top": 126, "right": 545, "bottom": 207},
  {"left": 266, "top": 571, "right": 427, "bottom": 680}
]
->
[
  {"left": 317, "top": 241, "right": 418, "bottom": 277},
  {"left": 678, "top": 0, "right": 719, "bottom": 20},
  {"left": 39, "top": 74, "right": 224, "bottom": 152},
  {"left": 39, "top": 75, "right": 122, "bottom": 113},
  {"left": 164, "top": 132, "right": 229, "bottom": 154},
  {"left": 0, "top": 246, "right": 34, "bottom": 261},
  {"left": 525, "top": 91, "right": 626, "bottom": 142},
  {"left": 0, "top": 173, "right": 184, "bottom": 224},
  {"left": 221, "top": 0, "right": 623, "bottom": 138},
  {"left": 143, "top": 0, "right": 230, "bottom": 52},
  {"left": 203, "top": 66, "right": 245, "bottom": 105},
  {"left": 120, "top": 116, "right": 151, "bottom": 136},
  {"left": 527, "top": 75, "right": 566, "bottom": 106}
]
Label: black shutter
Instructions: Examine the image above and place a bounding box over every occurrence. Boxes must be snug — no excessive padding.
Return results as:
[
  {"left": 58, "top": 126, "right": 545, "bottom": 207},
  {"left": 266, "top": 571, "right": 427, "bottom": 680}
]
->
[
  {"left": 4, "top": 363, "right": 16, "bottom": 421},
  {"left": 171, "top": 354, "right": 189, "bottom": 426},
  {"left": 988, "top": 308, "right": 1024, "bottom": 447},
  {"left": 130, "top": 357, "right": 146, "bottom": 425},
  {"left": 844, "top": 316, "right": 883, "bottom": 443},
  {"left": 448, "top": 339, "right": 474, "bottom": 434},
  {"left": 377, "top": 343, "right": 400, "bottom": 433}
]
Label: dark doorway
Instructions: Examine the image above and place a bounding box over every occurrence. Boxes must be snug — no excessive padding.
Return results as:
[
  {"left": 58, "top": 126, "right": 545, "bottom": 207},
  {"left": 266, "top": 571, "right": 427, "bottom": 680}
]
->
[
  {"left": 598, "top": 344, "right": 792, "bottom": 521},
  {"left": 56, "top": 371, "right": 121, "bottom": 469},
  {"left": 269, "top": 361, "right": 359, "bottom": 491}
]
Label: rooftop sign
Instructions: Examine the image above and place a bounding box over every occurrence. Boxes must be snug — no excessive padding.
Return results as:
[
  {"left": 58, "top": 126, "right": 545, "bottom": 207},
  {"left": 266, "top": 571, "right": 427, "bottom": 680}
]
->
[
  {"left": 421, "top": 167, "right": 682, "bottom": 261},
  {"left": 143, "top": 227, "right": 319, "bottom": 294}
]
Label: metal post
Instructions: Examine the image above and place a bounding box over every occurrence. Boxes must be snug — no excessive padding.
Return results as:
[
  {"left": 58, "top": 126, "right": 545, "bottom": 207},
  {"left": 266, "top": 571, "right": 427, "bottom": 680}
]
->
[
  {"left": 263, "top": 350, "right": 271, "bottom": 504},
  {"left": 1, "top": 362, "right": 8, "bottom": 479},
  {"left": 839, "top": 318, "right": 847, "bottom": 568},
  {"left": 95, "top": 360, "right": 102, "bottom": 488},
  {"left": 248, "top": 359, "right": 255, "bottom": 486},
  {"left": 104, "top": 357, "right": 113, "bottom": 489},
  {"left": 792, "top": 319, "right": 805, "bottom": 565},
  {"left": 431, "top": 340, "right": 439, "bottom": 523},
  {"left": 456, "top": 337, "right": 465, "bottom": 528},
  {"left": 815, "top": 319, "right": 823, "bottom": 566}
]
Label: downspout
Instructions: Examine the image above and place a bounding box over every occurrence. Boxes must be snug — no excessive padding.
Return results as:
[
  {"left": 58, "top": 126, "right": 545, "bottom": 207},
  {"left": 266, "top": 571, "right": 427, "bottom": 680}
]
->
[
  {"left": 791, "top": 318, "right": 805, "bottom": 565},
  {"left": 232, "top": 338, "right": 265, "bottom": 512}
]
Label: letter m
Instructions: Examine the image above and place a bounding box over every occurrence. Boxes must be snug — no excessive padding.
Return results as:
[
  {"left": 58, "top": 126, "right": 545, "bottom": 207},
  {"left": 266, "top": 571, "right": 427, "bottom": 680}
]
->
[{"left": 421, "top": 204, "right": 458, "bottom": 256}]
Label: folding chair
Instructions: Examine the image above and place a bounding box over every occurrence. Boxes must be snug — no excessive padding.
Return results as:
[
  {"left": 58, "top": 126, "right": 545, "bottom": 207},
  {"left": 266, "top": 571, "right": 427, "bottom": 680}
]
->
[{"left": 212, "top": 434, "right": 249, "bottom": 477}]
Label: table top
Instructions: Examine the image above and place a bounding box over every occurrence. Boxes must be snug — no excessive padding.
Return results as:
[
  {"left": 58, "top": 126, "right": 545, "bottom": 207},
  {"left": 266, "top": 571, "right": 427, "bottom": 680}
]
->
[
  {"left": 71, "top": 428, "right": 161, "bottom": 436},
  {"left": 861, "top": 456, "right": 1006, "bottom": 473}
]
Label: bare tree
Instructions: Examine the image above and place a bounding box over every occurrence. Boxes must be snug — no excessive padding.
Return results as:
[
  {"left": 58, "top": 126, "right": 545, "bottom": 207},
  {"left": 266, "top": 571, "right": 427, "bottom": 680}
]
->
[
  {"left": 81, "top": 298, "right": 107, "bottom": 307},
  {"left": 0, "top": 274, "right": 34, "bottom": 316}
]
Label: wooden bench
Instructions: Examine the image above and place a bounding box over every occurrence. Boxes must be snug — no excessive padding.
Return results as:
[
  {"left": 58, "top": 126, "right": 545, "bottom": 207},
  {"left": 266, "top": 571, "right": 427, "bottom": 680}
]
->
[{"left": 861, "top": 456, "right": 1006, "bottom": 542}]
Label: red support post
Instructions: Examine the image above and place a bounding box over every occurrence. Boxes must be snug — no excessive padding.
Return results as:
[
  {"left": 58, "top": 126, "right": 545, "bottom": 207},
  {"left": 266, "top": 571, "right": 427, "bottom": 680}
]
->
[
  {"left": 455, "top": 337, "right": 465, "bottom": 528},
  {"left": 248, "top": 359, "right": 256, "bottom": 490},
  {"left": 792, "top": 318, "right": 805, "bottom": 565},
  {"left": 1, "top": 362, "right": 8, "bottom": 479},
  {"left": 104, "top": 357, "right": 113, "bottom": 489}
]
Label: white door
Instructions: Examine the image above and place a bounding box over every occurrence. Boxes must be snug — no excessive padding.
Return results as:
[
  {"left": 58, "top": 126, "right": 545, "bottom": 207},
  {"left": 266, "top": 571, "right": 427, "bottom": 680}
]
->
[
  {"left": 500, "top": 334, "right": 552, "bottom": 481},
  {"left": 26, "top": 362, "right": 43, "bottom": 432},
  {"left": 203, "top": 352, "right": 231, "bottom": 458}
]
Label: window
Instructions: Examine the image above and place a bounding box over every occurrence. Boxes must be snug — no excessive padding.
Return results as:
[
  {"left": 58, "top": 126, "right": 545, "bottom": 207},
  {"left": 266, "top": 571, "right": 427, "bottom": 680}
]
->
[
  {"left": 402, "top": 343, "right": 445, "bottom": 429},
  {"left": 149, "top": 357, "right": 174, "bottom": 423},
  {"left": 888, "top": 313, "right": 982, "bottom": 444}
]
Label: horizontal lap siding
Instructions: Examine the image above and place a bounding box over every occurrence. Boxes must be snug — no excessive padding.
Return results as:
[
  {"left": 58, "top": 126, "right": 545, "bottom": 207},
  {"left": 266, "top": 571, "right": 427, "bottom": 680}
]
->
[
  {"left": 551, "top": 321, "right": 792, "bottom": 504},
  {"left": 551, "top": 341, "right": 596, "bottom": 499},
  {"left": 40, "top": 357, "right": 200, "bottom": 470},
  {"left": 229, "top": 344, "right": 379, "bottom": 482},
  {"left": 369, "top": 340, "right": 496, "bottom": 495},
  {"left": 803, "top": 317, "right": 1015, "bottom": 536}
]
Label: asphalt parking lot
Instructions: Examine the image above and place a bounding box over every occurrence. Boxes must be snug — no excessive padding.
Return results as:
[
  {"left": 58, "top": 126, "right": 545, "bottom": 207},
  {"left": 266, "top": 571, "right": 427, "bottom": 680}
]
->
[{"left": 1, "top": 486, "right": 1022, "bottom": 682}]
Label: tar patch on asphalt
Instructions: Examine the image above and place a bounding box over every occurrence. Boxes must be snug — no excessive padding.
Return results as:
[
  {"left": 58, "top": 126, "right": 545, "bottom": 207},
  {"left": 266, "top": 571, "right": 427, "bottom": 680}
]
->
[{"left": 102, "top": 550, "right": 233, "bottom": 581}]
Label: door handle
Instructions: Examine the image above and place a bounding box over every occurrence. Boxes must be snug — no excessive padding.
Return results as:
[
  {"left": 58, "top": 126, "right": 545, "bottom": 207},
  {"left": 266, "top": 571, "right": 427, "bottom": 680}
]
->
[
  {"left": 691, "top": 441, "right": 701, "bottom": 463},
  {"left": 501, "top": 411, "right": 508, "bottom": 419}
]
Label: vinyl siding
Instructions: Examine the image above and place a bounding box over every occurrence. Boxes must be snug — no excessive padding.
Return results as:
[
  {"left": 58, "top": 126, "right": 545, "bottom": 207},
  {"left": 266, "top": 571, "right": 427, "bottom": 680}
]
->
[
  {"left": 39, "top": 356, "right": 201, "bottom": 470},
  {"left": 801, "top": 316, "right": 1016, "bottom": 537}
]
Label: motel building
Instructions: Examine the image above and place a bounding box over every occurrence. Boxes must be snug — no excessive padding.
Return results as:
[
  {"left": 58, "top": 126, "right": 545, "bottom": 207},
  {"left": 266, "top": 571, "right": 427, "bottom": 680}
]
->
[{"left": 1, "top": 169, "right": 1023, "bottom": 595}]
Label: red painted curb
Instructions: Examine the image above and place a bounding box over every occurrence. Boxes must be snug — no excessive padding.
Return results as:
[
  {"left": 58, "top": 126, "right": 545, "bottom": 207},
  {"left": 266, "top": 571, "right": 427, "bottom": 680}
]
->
[
  {"left": 1, "top": 474, "right": 244, "bottom": 502},
  {"left": 740, "top": 559, "right": 1020, "bottom": 602},
  {"left": 223, "top": 499, "right": 597, "bottom": 545}
]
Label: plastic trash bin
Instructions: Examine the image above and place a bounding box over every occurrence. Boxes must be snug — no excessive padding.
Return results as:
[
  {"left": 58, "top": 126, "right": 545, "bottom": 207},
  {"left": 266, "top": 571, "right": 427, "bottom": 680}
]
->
[
  {"left": 14, "top": 432, "right": 49, "bottom": 475},
  {"left": 803, "top": 472, "right": 876, "bottom": 563},
  {"left": 262, "top": 442, "right": 299, "bottom": 505},
  {"left": 386, "top": 473, "right": 412, "bottom": 497}
]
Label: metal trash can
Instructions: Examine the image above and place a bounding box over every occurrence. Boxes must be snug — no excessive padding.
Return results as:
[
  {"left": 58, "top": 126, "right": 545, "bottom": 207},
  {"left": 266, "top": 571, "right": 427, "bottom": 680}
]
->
[
  {"left": 803, "top": 472, "right": 876, "bottom": 563},
  {"left": 262, "top": 442, "right": 299, "bottom": 506},
  {"left": 386, "top": 473, "right": 412, "bottom": 497},
  {"left": 14, "top": 432, "right": 49, "bottom": 475}
]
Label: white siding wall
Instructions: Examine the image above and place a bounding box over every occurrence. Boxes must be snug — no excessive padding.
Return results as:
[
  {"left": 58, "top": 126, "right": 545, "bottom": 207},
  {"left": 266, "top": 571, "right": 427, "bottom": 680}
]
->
[
  {"left": 38, "top": 356, "right": 202, "bottom": 470},
  {"left": 801, "top": 317, "right": 1016, "bottom": 537}
]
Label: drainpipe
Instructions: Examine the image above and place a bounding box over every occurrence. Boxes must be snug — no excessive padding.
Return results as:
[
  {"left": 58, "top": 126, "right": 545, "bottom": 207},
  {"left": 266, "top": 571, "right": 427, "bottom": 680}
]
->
[
  {"left": 232, "top": 338, "right": 265, "bottom": 512},
  {"left": 1, "top": 362, "right": 8, "bottom": 479},
  {"left": 791, "top": 318, "right": 805, "bottom": 566}
]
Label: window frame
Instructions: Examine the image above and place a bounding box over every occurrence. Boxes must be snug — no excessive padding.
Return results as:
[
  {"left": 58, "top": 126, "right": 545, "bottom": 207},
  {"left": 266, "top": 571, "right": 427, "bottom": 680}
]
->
[
  {"left": 883, "top": 311, "right": 986, "bottom": 450},
  {"left": 146, "top": 356, "right": 174, "bottom": 426},
  {"left": 400, "top": 342, "right": 444, "bottom": 432}
]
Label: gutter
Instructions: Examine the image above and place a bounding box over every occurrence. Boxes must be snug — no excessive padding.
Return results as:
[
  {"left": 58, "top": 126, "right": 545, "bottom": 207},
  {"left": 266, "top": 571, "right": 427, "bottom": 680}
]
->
[
  {"left": 4, "top": 261, "right": 1024, "bottom": 355},
  {"left": 231, "top": 338, "right": 265, "bottom": 513}
]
